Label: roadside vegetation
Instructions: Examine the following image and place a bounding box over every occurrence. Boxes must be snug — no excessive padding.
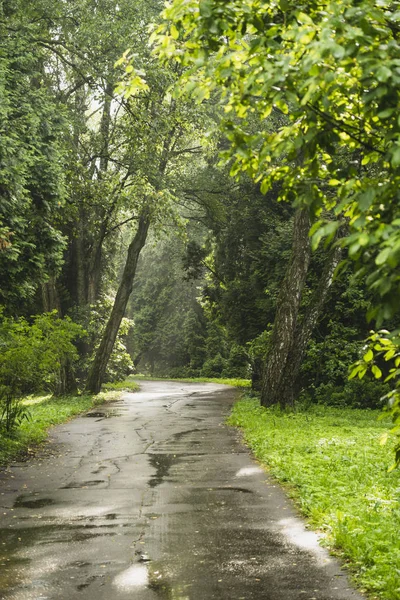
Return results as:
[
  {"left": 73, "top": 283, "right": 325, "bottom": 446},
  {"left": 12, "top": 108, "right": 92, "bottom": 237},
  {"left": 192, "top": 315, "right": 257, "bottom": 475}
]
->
[
  {"left": 102, "top": 379, "right": 140, "bottom": 392},
  {"left": 0, "top": 390, "right": 121, "bottom": 467},
  {"left": 229, "top": 395, "right": 400, "bottom": 600}
]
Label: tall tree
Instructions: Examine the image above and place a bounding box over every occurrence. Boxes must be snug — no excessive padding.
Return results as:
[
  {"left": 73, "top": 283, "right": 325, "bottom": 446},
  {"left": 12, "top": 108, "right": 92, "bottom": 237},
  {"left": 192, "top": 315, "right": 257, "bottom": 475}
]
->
[
  {"left": 0, "top": 0, "right": 66, "bottom": 314},
  {"left": 152, "top": 0, "right": 400, "bottom": 410},
  {"left": 86, "top": 54, "right": 212, "bottom": 392}
]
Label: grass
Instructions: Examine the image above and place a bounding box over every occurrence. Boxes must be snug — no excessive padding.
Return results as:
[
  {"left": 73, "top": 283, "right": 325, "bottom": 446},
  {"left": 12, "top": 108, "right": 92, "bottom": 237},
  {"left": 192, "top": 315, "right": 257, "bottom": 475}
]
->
[
  {"left": 228, "top": 395, "right": 400, "bottom": 600},
  {"left": 132, "top": 375, "right": 251, "bottom": 388},
  {"left": 102, "top": 379, "right": 140, "bottom": 392},
  {"left": 0, "top": 389, "right": 121, "bottom": 466}
]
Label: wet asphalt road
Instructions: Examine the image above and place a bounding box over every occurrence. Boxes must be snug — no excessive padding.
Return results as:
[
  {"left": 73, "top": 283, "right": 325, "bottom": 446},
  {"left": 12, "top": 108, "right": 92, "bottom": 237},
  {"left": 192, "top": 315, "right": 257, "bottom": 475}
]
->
[{"left": 0, "top": 381, "right": 364, "bottom": 600}]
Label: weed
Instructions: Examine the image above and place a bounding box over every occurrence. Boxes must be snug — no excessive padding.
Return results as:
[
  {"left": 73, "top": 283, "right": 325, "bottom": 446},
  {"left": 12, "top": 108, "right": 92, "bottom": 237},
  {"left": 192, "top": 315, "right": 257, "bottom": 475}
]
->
[{"left": 102, "top": 380, "right": 140, "bottom": 392}]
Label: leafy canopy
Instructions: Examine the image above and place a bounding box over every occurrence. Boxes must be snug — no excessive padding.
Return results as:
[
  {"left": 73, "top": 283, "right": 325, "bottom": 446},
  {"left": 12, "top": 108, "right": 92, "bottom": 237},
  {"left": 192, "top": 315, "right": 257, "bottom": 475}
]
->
[
  {"left": 150, "top": 0, "right": 400, "bottom": 463},
  {"left": 153, "top": 0, "right": 400, "bottom": 325}
]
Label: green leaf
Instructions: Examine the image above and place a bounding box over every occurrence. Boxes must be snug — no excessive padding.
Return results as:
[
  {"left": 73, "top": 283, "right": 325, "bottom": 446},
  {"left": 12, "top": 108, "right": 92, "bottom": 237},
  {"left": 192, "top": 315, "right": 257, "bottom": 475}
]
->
[
  {"left": 372, "top": 364, "right": 383, "bottom": 379},
  {"left": 391, "top": 146, "right": 400, "bottom": 168},
  {"left": 376, "top": 66, "right": 392, "bottom": 82},
  {"left": 363, "top": 349, "right": 373, "bottom": 362},
  {"left": 170, "top": 24, "right": 179, "bottom": 40},
  {"left": 376, "top": 247, "right": 391, "bottom": 266}
]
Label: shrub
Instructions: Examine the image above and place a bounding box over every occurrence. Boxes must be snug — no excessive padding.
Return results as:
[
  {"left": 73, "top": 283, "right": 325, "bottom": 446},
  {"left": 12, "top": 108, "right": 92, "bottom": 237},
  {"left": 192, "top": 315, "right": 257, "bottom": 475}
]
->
[
  {"left": 0, "top": 310, "right": 84, "bottom": 432},
  {"left": 200, "top": 353, "right": 228, "bottom": 377}
]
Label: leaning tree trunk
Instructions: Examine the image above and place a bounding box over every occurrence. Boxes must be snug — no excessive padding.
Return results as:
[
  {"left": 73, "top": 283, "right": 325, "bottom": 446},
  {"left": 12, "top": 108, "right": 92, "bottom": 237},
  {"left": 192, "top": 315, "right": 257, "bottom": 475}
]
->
[
  {"left": 85, "top": 213, "right": 151, "bottom": 394},
  {"left": 260, "top": 208, "right": 311, "bottom": 408},
  {"left": 277, "top": 241, "right": 342, "bottom": 407}
]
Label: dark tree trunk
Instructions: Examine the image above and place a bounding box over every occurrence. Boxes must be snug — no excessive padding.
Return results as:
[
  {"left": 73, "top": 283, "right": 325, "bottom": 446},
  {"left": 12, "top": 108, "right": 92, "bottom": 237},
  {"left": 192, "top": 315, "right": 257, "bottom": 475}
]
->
[
  {"left": 260, "top": 208, "right": 311, "bottom": 408},
  {"left": 87, "top": 83, "right": 113, "bottom": 305},
  {"left": 41, "top": 277, "right": 62, "bottom": 315},
  {"left": 278, "top": 241, "right": 342, "bottom": 407},
  {"left": 76, "top": 212, "right": 87, "bottom": 306},
  {"left": 55, "top": 361, "right": 78, "bottom": 396},
  {"left": 85, "top": 213, "right": 151, "bottom": 394},
  {"left": 41, "top": 278, "right": 78, "bottom": 396},
  {"left": 87, "top": 242, "right": 102, "bottom": 305},
  {"left": 251, "top": 358, "right": 263, "bottom": 392}
]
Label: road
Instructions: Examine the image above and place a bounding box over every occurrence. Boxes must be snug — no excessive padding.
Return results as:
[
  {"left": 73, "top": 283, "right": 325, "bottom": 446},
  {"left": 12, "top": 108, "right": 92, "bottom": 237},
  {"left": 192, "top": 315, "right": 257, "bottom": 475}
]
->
[{"left": 0, "top": 381, "right": 363, "bottom": 599}]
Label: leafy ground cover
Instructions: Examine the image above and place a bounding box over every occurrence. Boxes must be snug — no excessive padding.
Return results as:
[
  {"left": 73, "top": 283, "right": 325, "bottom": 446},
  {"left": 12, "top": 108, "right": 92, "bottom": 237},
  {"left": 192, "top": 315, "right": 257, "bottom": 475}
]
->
[
  {"left": 0, "top": 390, "right": 121, "bottom": 466},
  {"left": 132, "top": 375, "right": 251, "bottom": 388},
  {"left": 102, "top": 380, "right": 140, "bottom": 392},
  {"left": 228, "top": 396, "right": 400, "bottom": 600}
]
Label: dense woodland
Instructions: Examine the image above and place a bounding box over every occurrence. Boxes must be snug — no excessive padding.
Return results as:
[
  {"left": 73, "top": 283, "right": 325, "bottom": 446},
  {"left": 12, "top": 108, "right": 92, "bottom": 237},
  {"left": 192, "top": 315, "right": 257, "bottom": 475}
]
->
[{"left": 1, "top": 0, "right": 400, "bottom": 462}]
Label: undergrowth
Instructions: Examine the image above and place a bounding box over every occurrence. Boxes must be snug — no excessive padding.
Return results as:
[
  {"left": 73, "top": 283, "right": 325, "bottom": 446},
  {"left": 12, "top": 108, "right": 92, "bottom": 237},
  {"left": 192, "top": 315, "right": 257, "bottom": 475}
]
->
[
  {"left": 0, "top": 390, "right": 120, "bottom": 466},
  {"left": 228, "top": 396, "right": 400, "bottom": 600},
  {"left": 102, "top": 380, "right": 140, "bottom": 392}
]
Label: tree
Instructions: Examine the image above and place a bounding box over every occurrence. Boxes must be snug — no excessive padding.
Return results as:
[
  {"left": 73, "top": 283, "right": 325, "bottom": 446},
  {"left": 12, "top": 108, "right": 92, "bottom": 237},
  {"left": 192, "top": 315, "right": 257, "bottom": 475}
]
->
[
  {"left": 0, "top": 0, "right": 66, "bottom": 314},
  {"left": 127, "top": 232, "right": 209, "bottom": 376},
  {"left": 85, "top": 47, "right": 213, "bottom": 391},
  {"left": 152, "top": 1, "right": 400, "bottom": 447}
]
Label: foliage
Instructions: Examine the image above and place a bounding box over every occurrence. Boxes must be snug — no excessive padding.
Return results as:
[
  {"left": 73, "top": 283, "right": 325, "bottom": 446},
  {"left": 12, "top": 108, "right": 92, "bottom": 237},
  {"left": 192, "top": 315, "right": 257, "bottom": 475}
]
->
[
  {"left": 75, "top": 299, "right": 134, "bottom": 383},
  {"left": 229, "top": 396, "right": 400, "bottom": 599},
  {"left": 155, "top": 0, "right": 400, "bottom": 319},
  {"left": 0, "top": 311, "right": 84, "bottom": 431},
  {"left": 200, "top": 353, "right": 228, "bottom": 378},
  {"left": 350, "top": 330, "right": 400, "bottom": 469},
  {"left": 128, "top": 235, "right": 209, "bottom": 375},
  {"left": 0, "top": 390, "right": 120, "bottom": 466},
  {"left": 102, "top": 379, "right": 140, "bottom": 392},
  {"left": 0, "top": 0, "right": 67, "bottom": 311},
  {"left": 152, "top": 0, "right": 400, "bottom": 454}
]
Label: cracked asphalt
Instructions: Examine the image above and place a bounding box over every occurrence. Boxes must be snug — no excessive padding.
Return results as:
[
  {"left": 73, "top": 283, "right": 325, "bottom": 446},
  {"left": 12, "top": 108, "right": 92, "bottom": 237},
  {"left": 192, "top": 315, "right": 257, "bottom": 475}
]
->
[{"left": 0, "top": 381, "right": 364, "bottom": 599}]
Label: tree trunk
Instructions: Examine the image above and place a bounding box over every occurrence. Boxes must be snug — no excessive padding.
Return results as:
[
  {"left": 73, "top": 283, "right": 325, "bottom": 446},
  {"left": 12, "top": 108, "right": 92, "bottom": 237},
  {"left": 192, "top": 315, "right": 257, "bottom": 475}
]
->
[
  {"left": 87, "top": 242, "right": 102, "bottom": 305},
  {"left": 85, "top": 213, "right": 151, "bottom": 394},
  {"left": 278, "top": 241, "right": 342, "bottom": 407},
  {"left": 76, "top": 211, "right": 88, "bottom": 306},
  {"left": 41, "top": 277, "right": 62, "bottom": 315},
  {"left": 260, "top": 208, "right": 311, "bottom": 408},
  {"left": 87, "top": 83, "right": 113, "bottom": 305}
]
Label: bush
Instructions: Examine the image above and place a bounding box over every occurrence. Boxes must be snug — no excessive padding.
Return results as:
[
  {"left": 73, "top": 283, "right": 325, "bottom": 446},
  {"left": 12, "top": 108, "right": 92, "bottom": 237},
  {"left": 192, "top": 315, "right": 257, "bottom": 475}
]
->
[
  {"left": 200, "top": 353, "right": 228, "bottom": 377},
  {"left": 309, "top": 379, "right": 390, "bottom": 409},
  {"left": 221, "top": 343, "right": 250, "bottom": 378},
  {"left": 0, "top": 310, "right": 84, "bottom": 432}
]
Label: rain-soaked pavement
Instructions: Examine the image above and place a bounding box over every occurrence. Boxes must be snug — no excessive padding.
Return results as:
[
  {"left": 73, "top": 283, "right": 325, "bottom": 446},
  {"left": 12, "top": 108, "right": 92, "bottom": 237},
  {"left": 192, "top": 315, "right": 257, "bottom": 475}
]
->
[{"left": 0, "top": 381, "right": 363, "bottom": 600}]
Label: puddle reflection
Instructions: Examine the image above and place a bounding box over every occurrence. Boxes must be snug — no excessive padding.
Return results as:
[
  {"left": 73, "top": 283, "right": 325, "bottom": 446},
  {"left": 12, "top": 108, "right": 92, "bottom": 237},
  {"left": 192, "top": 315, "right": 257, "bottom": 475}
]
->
[
  {"left": 113, "top": 564, "right": 149, "bottom": 590},
  {"left": 235, "top": 466, "right": 263, "bottom": 477}
]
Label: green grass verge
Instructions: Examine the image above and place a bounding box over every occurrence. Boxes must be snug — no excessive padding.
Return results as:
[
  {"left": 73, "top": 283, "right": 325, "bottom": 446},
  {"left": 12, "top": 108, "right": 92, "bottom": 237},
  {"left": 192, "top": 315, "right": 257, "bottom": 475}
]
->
[
  {"left": 102, "top": 380, "right": 140, "bottom": 392},
  {"left": 228, "top": 395, "right": 400, "bottom": 600},
  {"left": 132, "top": 375, "right": 251, "bottom": 388},
  {"left": 0, "top": 390, "right": 121, "bottom": 467}
]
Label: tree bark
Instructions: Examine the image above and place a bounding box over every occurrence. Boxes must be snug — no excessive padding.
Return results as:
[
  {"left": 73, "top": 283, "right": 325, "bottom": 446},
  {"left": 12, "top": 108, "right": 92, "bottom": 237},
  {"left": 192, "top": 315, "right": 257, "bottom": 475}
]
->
[
  {"left": 87, "top": 82, "right": 114, "bottom": 305},
  {"left": 278, "top": 241, "right": 342, "bottom": 407},
  {"left": 76, "top": 210, "right": 88, "bottom": 306},
  {"left": 260, "top": 208, "right": 311, "bottom": 408},
  {"left": 41, "top": 277, "right": 62, "bottom": 315},
  {"left": 85, "top": 213, "right": 151, "bottom": 394}
]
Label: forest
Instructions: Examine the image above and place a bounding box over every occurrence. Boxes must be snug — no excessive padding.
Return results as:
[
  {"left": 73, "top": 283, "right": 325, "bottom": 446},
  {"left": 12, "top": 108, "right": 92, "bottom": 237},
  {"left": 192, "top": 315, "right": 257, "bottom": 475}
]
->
[
  {"left": 2, "top": 0, "right": 400, "bottom": 440},
  {"left": 2, "top": 0, "right": 400, "bottom": 597}
]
